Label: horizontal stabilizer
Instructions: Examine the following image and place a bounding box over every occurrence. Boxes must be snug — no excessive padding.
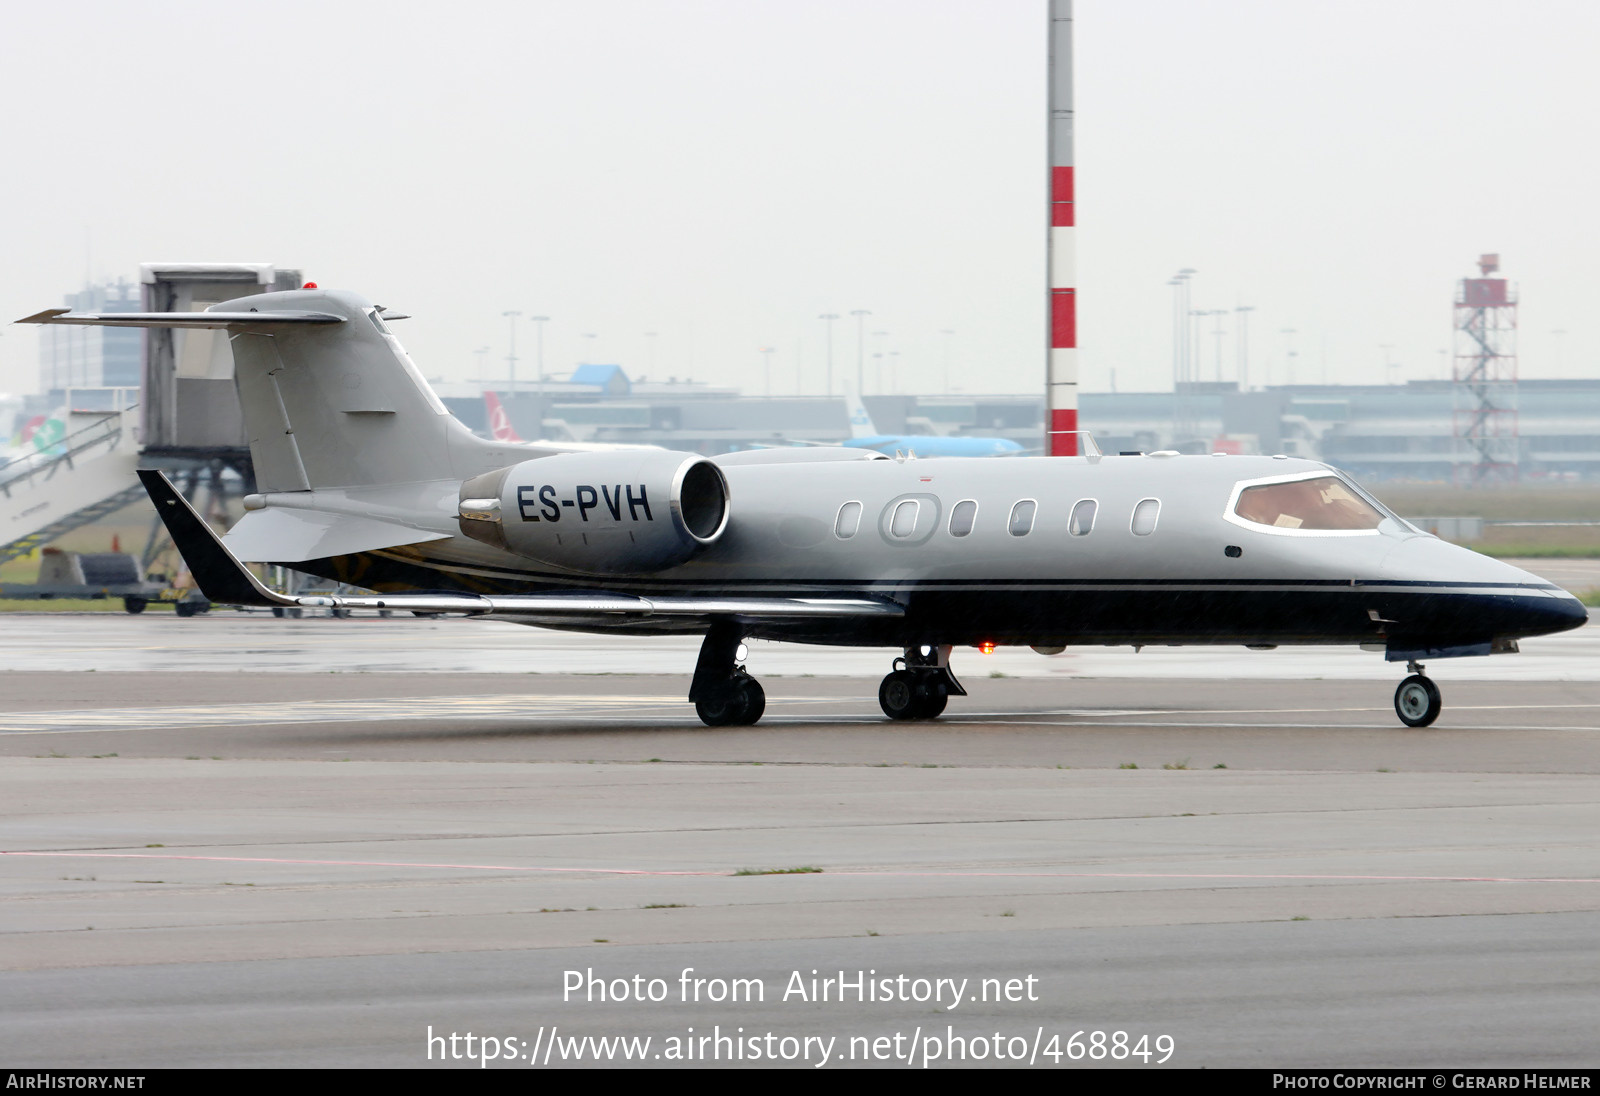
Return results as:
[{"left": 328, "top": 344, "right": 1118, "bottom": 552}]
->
[
  {"left": 223, "top": 507, "right": 449, "bottom": 563},
  {"left": 16, "top": 309, "right": 344, "bottom": 328}
]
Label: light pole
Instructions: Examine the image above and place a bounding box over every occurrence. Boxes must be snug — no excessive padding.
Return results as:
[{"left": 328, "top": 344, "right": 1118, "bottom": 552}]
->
[
  {"left": 527, "top": 315, "right": 549, "bottom": 384},
  {"left": 474, "top": 345, "right": 490, "bottom": 382},
  {"left": 850, "top": 310, "right": 871, "bottom": 394},
  {"left": 1234, "top": 305, "right": 1255, "bottom": 390},
  {"left": 817, "top": 314, "right": 839, "bottom": 396},
  {"left": 581, "top": 333, "right": 598, "bottom": 365},
  {"left": 1280, "top": 328, "right": 1299, "bottom": 386},
  {"left": 643, "top": 331, "right": 657, "bottom": 377},
  {"left": 870, "top": 331, "right": 888, "bottom": 391},
  {"left": 502, "top": 310, "right": 521, "bottom": 393},
  {"left": 759, "top": 346, "right": 775, "bottom": 398},
  {"left": 1379, "top": 343, "right": 1396, "bottom": 385}
]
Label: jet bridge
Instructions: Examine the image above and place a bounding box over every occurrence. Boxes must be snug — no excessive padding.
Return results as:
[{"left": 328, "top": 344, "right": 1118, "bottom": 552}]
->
[{"left": 6, "top": 263, "right": 301, "bottom": 580}]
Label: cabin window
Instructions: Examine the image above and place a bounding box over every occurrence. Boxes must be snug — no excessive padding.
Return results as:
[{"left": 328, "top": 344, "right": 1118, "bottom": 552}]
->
[
  {"left": 1131, "top": 498, "right": 1160, "bottom": 536},
  {"left": 890, "top": 499, "right": 920, "bottom": 538},
  {"left": 949, "top": 499, "right": 978, "bottom": 537},
  {"left": 1069, "top": 499, "right": 1097, "bottom": 536},
  {"left": 835, "top": 501, "right": 862, "bottom": 538},
  {"left": 1233, "top": 476, "right": 1384, "bottom": 531},
  {"left": 1008, "top": 499, "right": 1036, "bottom": 537}
]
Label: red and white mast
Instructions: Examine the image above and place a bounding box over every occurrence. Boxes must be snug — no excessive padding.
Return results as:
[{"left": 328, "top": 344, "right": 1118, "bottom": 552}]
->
[{"left": 1045, "top": 0, "right": 1077, "bottom": 457}]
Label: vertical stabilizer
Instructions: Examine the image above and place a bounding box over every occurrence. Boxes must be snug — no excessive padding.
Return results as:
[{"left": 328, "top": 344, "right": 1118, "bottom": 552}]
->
[
  {"left": 483, "top": 390, "right": 523, "bottom": 443},
  {"left": 844, "top": 391, "right": 877, "bottom": 439},
  {"left": 222, "top": 289, "right": 474, "bottom": 491}
]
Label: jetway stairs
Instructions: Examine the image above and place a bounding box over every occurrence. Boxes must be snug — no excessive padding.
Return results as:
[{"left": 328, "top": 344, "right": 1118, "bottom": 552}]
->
[{"left": 0, "top": 407, "right": 143, "bottom": 566}]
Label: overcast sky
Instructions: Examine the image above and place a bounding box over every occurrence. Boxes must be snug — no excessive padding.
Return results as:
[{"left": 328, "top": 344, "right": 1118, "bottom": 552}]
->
[{"left": 1, "top": 0, "right": 1595, "bottom": 400}]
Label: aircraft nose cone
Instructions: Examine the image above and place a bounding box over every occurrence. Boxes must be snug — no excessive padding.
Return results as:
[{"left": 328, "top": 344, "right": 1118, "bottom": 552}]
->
[{"left": 1381, "top": 536, "right": 1588, "bottom": 641}]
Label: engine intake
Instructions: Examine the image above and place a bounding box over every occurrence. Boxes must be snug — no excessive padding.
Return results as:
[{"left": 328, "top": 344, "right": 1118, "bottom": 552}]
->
[{"left": 457, "top": 451, "right": 729, "bottom": 574}]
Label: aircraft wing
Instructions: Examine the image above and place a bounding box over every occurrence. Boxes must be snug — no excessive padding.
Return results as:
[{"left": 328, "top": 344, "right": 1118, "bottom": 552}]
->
[{"left": 138, "top": 470, "right": 902, "bottom": 623}]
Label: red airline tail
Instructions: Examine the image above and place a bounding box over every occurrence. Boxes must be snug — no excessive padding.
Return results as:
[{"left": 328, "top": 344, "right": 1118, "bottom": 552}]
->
[{"left": 483, "top": 390, "right": 522, "bottom": 443}]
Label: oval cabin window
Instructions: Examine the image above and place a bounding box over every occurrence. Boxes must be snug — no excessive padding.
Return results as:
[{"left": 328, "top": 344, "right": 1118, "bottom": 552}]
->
[
  {"left": 949, "top": 499, "right": 977, "bottom": 537},
  {"left": 1008, "top": 500, "right": 1036, "bottom": 537},
  {"left": 835, "top": 501, "right": 862, "bottom": 539},
  {"left": 890, "top": 499, "right": 920, "bottom": 538},
  {"left": 1069, "top": 499, "right": 1097, "bottom": 536},
  {"left": 1131, "top": 498, "right": 1160, "bottom": 536}
]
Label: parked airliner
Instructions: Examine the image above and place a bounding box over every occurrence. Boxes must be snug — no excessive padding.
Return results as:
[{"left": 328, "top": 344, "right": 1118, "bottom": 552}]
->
[{"left": 21, "top": 288, "right": 1585, "bottom": 728}]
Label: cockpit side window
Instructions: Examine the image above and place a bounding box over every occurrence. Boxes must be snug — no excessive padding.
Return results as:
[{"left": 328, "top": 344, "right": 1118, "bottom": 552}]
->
[{"left": 1233, "top": 475, "right": 1384, "bottom": 531}]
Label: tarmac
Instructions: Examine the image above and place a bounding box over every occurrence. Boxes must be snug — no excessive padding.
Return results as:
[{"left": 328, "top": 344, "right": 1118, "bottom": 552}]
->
[{"left": 0, "top": 601, "right": 1597, "bottom": 1069}]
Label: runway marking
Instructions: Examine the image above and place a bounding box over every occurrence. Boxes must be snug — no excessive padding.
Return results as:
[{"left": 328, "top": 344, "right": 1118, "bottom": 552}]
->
[
  {"left": 0, "top": 695, "right": 862, "bottom": 735},
  {"left": 3, "top": 850, "right": 1597, "bottom": 886},
  {"left": 0, "top": 696, "right": 689, "bottom": 735}
]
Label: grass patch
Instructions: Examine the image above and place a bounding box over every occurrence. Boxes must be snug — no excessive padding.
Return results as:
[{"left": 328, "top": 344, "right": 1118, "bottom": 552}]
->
[
  {"left": 1474, "top": 543, "right": 1600, "bottom": 560},
  {"left": 733, "top": 866, "right": 823, "bottom": 876},
  {"left": 0, "top": 599, "right": 177, "bottom": 613},
  {"left": 1161, "top": 759, "right": 1191, "bottom": 770},
  {"left": 1118, "top": 762, "right": 1139, "bottom": 770},
  {"left": 642, "top": 903, "right": 687, "bottom": 909},
  {"left": 1582, "top": 590, "right": 1600, "bottom": 608}
]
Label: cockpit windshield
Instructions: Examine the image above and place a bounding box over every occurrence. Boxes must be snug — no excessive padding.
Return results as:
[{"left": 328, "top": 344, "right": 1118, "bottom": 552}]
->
[{"left": 1232, "top": 475, "right": 1386, "bottom": 531}]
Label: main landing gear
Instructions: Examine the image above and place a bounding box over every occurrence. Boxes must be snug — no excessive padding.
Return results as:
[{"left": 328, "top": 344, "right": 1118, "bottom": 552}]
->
[
  {"left": 1394, "top": 661, "right": 1442, "bottom": 728},
  {"left": 879, "top": 645, "right": 966, "bottom": 721},
  {"left": 690, "top": 621, "right": 765, "bottom": 727}
]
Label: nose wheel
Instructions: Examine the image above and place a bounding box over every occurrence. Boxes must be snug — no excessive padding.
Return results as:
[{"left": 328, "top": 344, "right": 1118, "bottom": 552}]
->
[{"left": 1394, "top": 662, "right": 1442, "bottom": 727}]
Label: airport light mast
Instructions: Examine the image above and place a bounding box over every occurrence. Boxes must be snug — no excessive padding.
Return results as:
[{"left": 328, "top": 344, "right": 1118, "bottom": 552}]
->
[
  {"left": 1451, "top": 253, "right": 1519, "bottom": 486},
  {"left": 1045, "top": 0, "right": 1077, "bottom": 456}
]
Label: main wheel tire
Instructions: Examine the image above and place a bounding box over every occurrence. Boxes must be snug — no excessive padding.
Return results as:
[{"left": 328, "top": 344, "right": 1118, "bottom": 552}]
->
[
  {"left": 695, "top": 679, "right": 748, "bottom": 727},
  {"left": 879, "top": 670, "right": 921, "bottom": 720},
  {"left": 123, "top": 598, "right": 147, "bottom": 615},
  {"left": 1394, "top": 674, "right": 1442, "bottom": 727},
  {"left": 735, "top": 676, "right": 765, "bottom": 725},
  {"left": 916, "top": 678, "right": 949, "bottom": 719}
]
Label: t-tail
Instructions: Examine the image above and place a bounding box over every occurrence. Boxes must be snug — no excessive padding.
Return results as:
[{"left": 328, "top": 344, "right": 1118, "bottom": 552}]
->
[
  {"left": 20, "top": 288, "right": 529, "bottom": 493},
  {"left": 844, "top": 391, "right": 877, "bottom": 440}
]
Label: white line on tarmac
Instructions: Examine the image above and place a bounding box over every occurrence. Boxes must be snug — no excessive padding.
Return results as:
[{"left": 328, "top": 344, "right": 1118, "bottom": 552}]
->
[{"left": 3, "top": 850, "right": 1597, "bottom": 886}]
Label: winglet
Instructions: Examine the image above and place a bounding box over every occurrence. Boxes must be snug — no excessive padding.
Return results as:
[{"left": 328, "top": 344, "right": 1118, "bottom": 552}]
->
[{"left": 137, "top": 470, "right": 293, "bottom": 607}]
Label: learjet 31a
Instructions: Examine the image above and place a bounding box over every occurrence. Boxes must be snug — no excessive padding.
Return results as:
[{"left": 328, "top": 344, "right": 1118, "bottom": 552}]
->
[{"left": 21, "top": 288, "right": 1587, "bottom": 727}]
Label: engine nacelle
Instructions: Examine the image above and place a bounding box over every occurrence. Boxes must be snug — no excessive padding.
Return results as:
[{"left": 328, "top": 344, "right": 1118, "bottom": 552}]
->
[{"left": 457, "top": 451, "right": 729, "bottom": 574}]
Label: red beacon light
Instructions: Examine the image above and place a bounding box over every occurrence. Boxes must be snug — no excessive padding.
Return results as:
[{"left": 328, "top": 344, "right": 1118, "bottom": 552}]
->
[
  {"left": 302, "top": 281, "right": 318, "bottom": 289},
  {"left": 978, "top": 641, "right": 996, "bottom": 655}
]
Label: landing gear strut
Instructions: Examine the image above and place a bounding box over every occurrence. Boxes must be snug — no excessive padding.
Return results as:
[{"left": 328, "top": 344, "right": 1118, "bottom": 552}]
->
[
  {"left": 879, "top": 645, "right": 966, "bottom": 721},
  {"left": 1394, "top": 660, "right": 1442, "bottom": 728},
  {"left": 690, "top": 620, "right": 765, "bottom": 727}
]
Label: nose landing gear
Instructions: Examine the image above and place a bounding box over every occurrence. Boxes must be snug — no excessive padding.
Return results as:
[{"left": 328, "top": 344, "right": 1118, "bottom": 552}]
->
[
  {"left": 1394, "top": 661, "right": 1442, "bottom": 727},
  {"left": 879, "top": 645, "right": 966, "bottom": 721}
]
